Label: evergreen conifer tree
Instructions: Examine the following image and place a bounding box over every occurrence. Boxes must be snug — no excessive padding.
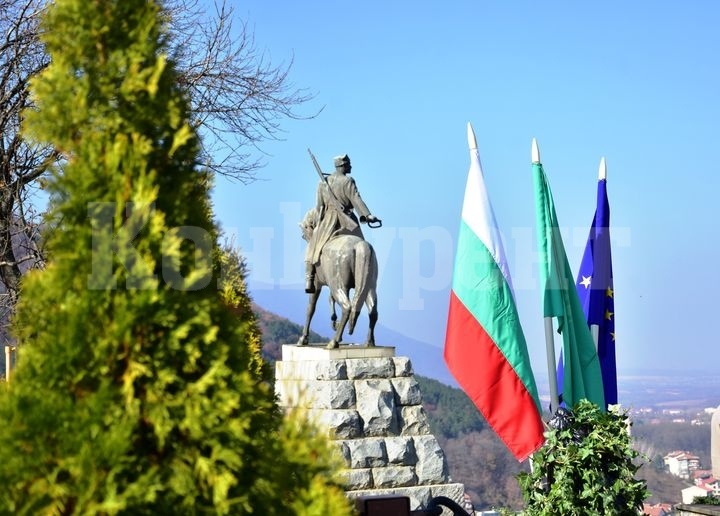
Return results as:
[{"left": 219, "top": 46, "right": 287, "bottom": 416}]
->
[{"left": 0, "top": 1, "right": 351, "bottom": 514}]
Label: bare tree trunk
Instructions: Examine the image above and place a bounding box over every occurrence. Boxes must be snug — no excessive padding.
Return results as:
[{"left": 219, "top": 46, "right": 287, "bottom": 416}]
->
[{"left": 0, "top": 0, "right": 48, "bottom": 343}]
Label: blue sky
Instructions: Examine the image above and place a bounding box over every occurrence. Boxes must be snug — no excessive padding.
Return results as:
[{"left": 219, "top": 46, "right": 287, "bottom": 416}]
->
[{"left": 208, "top": 1, "right": 720, "bottom": 376}]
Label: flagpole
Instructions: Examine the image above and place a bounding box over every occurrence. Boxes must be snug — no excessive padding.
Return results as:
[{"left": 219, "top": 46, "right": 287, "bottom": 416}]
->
[
  {"left": 590, "top": 157, "right": 606, "bottom": 350},
  {"left": 533, "top": 138, "right": 560, "bottom": 414},
  {"left": 467, "top": 121, "right": 477, "bottom": 151},
  {"left": 544, "top": 318, "right": 559, "bottom": 412}
]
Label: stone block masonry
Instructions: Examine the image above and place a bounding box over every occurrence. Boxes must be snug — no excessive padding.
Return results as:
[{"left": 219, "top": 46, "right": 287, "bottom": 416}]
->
[{"left": 275, "top": 344, "right": 465, "bottom": 512}]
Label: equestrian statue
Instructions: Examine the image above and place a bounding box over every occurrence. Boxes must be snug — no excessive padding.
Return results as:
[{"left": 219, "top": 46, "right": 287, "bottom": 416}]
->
[{"left": 297, "top": 150, "right": 382, "bottom": 349}]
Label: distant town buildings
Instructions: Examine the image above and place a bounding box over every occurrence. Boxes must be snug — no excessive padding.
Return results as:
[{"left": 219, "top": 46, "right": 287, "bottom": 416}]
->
[
  {"left": 462, "top": 493, "right": 474, "bottom": 514},
  {"left": 680, "top": 471, "right": 719, "bottom": 505},
  {"left": 664, "top": 451, "right": 701, "bottom": 480},
  {"left": 642, "top": 502, "right": 673, "bottom": 516}
]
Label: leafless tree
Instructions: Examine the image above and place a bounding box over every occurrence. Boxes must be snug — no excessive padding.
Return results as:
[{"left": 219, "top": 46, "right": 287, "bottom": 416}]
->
[
  {"left": 0, "top": 0, "right": 315, "bottom": 343},
  {"left": 0, "top": 0, "right": 50, "bottom": 340},
  {"left": 165, "top": 0, "right": 315, "bottom": 180}
]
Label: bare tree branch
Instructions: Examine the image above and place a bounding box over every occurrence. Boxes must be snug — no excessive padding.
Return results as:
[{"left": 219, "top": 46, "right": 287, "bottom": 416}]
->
[
  {"left": 164, "top": 0, "right": 318, "bottom": 181},
  {"left": 0, "top": 0, "right": 315, "bottom": 342}
]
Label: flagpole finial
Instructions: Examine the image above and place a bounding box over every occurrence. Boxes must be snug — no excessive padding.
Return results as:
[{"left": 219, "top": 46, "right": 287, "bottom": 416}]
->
[
  {"left": 531, "top": 138, "right": 541, "bottom": 163},
  {"left": 467, "top": 122, "right": 478, "bottom": 151},
  {"left": 598, "top": 157, "right": 607, "bottom": 180}
]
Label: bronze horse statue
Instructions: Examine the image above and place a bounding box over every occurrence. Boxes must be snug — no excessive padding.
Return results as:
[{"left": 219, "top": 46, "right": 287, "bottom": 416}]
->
[{"left": 297, "top": 208, "right": 378, "bottom": 349}]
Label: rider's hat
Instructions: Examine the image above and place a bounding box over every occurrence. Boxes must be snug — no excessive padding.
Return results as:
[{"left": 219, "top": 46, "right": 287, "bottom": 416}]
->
[{"left": 334, "top": 154, "right": 351, "bottom": 168}]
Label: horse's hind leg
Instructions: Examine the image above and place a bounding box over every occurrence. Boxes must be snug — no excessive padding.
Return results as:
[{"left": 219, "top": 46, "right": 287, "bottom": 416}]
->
[
  {"left": 327, "top": 304, "right": 350, "bottom": 349},
  {"left": 329, "top": 295, "right": 338, "bottom": 330},
  {"left": 297, "top": 290, "right": 321, "bottom": 346},
  {"left": 365, "top": 291, "right": 378, "bottom": 347}
]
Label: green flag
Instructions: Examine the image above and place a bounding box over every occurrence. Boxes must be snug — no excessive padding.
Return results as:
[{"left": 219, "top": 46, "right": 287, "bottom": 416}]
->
[{"left": 533, "top": 161, "right": 606, "bottom": 410}]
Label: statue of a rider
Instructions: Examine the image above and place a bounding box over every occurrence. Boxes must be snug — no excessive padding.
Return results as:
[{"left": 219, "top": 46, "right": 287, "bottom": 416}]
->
[{"left": 304, "top": 154, "right": 380, "bottom": 293}]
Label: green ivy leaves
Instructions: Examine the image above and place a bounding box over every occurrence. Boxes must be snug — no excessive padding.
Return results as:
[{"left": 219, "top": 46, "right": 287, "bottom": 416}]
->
[{"left": 518, "top": 400, "right": 648, "bottom": 515}]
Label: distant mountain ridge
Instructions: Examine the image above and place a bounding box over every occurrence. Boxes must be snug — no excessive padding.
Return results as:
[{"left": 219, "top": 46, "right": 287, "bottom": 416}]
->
[
  {"left": 252, "top": 300, "right": 458, "bottom": 387},
  {"left": 252, "top": 291, "right": 720, "bottom": 413}
]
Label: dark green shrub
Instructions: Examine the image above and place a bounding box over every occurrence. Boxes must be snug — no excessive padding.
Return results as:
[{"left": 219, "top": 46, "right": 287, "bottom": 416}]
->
[{"left": 518, "top": 400, "right": 648, "bottom": 515}]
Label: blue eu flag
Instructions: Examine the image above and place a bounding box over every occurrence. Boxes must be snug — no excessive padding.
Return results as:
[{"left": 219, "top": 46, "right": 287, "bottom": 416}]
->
[
  {"left": 575, "top": 172, "right": 616, "bottom": 406},
  {"left": 556, "top": 165, "right": 616, "bottom": 409}
]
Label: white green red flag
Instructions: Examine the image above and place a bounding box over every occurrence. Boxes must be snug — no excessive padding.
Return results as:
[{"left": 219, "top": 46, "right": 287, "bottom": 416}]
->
[{"left": 444, "top": 123, "right": 544, "bottom": 462}]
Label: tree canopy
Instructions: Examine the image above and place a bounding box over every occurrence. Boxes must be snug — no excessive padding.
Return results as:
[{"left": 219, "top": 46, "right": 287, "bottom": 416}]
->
[{"left": 0, "top": 1, "right": 349, "bottom": 513}]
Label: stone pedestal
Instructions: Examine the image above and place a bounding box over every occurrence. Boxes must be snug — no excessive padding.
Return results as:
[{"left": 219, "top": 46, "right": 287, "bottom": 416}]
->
[{"left": 275, "top": 344, "right": 465, "bottom": 512}]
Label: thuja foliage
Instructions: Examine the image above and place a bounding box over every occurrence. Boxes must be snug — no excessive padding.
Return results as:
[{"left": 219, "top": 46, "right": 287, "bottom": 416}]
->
[
  {"left": 518, "top": 400, "right": 648, "bottom": 515},
  {"left": 218, "top": 241, "right": 269, "bottom": 382},
  {"left": 0, "top": 0, "right": 351, "bottom": 514}
]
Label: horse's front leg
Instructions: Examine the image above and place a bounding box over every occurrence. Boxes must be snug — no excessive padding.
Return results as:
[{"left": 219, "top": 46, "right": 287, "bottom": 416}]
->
[{"left": 297, "top": 289, "right": 321, "bottom": 346}]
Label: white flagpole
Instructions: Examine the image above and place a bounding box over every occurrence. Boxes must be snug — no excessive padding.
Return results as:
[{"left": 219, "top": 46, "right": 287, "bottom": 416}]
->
[
  {"left": 467, "top": 121, "right": 477, "bottom": 151},
  {"left": 533, "top": 138, "right": 560, "bottom": 414},
  {"left": 544, "top": 318, "right": 559, "bottom": 413}
]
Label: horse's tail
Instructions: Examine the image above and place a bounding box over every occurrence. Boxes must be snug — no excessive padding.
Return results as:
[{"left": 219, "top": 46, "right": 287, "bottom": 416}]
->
[{"left": 349, "top": 240, "right": 376, "bottom": 334}]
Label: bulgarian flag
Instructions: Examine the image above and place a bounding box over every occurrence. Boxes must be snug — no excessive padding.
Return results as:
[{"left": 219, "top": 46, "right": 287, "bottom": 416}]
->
[{"left": 444, "top": 123, "right": 544, "bottom": 462}]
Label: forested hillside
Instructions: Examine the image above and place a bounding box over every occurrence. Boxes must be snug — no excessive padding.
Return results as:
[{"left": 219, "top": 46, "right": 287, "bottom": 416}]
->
[
  {"left": 254, "top": 303, "right": 323, "bottom": 360},
  {"left": 633, "top": 421, "right": 712, "bottom": 467},
  {"left": 255, "top": 305, "right": 704, "bottom": 511},
  {"left": 414, "top": 376, "right": 485, "bottom": 438}
]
